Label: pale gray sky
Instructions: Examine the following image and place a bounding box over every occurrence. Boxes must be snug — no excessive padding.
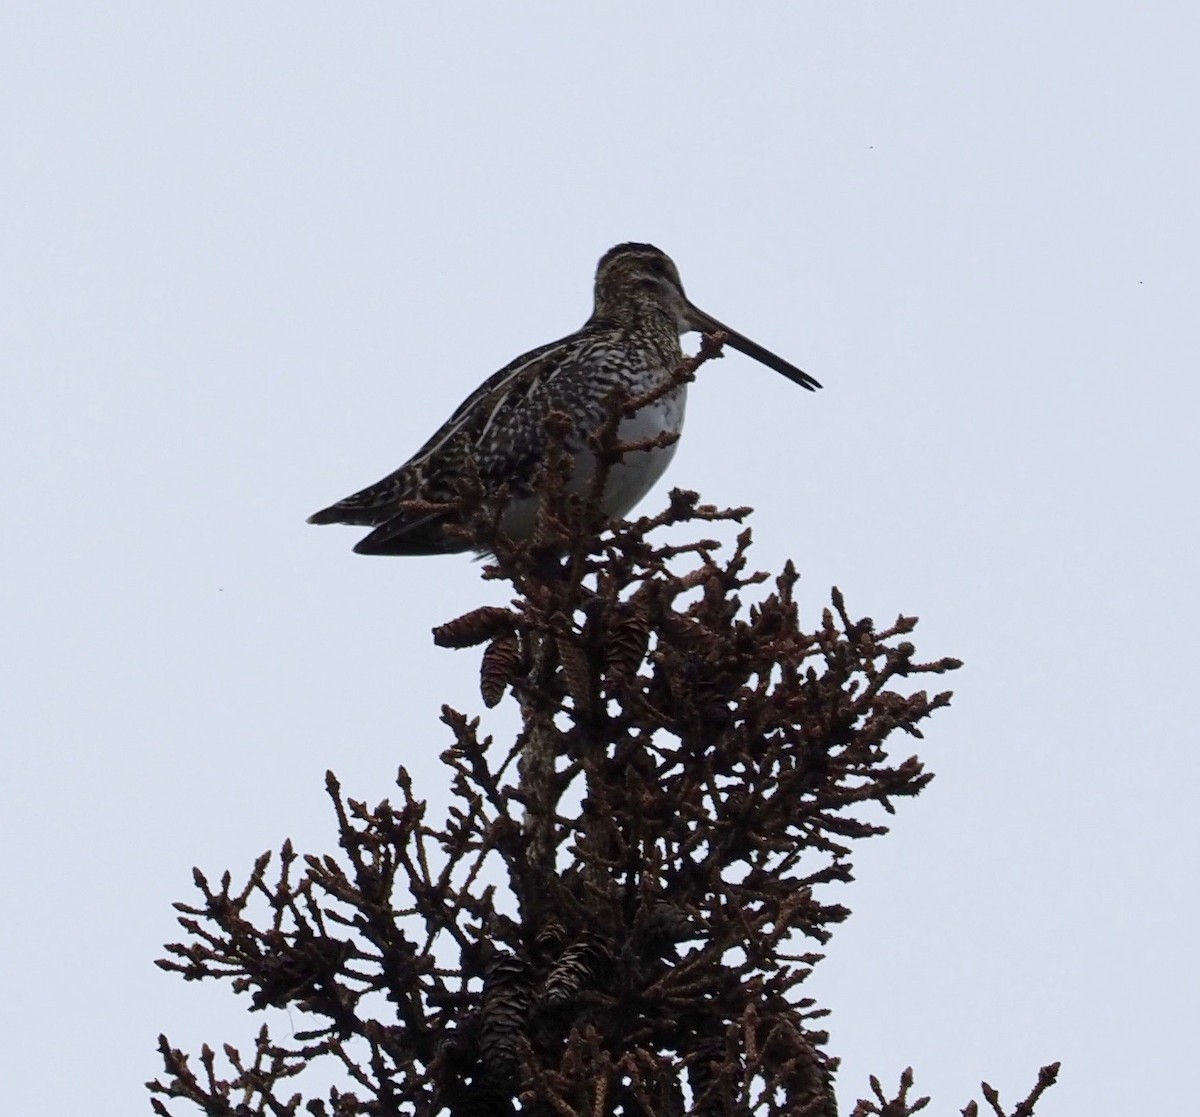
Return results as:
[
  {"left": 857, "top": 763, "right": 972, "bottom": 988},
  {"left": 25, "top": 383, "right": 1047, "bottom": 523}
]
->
[{"left": 2, "top": 5, "right": 1196, "bottom": 1114}]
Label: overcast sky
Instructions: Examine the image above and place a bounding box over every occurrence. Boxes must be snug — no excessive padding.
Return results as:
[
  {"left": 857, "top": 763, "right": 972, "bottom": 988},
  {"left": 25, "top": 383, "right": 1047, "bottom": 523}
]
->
[{"left": 3, "top": 5, "right": 1196, "bottom": 1114}]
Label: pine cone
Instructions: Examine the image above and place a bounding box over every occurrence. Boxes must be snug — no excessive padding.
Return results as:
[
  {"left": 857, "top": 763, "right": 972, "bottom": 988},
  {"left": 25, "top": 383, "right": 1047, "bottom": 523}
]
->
[
  {"left": 434, "top": 606, "right": 518, "bottom": 649},
  {"left": 480, "top": 633, "right": 522, "bottom": 708},
  {"left": 479, "top": 951, "right": 532, "bottom": 1084}
]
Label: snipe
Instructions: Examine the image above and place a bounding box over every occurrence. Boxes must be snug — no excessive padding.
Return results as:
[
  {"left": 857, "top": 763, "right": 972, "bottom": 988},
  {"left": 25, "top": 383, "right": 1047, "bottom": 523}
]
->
[{"left": 307, "top": 243, "right": 820, "bottom": 555}]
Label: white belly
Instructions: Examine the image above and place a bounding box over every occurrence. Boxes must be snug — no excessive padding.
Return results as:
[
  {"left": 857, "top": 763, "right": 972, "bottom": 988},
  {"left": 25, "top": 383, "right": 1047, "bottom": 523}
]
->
[
  {"left": 500, "top": 384, "right": 687, "bottom": 541},
  {"left": 600, "top": 389, "right": 686, "bottom": 516}
]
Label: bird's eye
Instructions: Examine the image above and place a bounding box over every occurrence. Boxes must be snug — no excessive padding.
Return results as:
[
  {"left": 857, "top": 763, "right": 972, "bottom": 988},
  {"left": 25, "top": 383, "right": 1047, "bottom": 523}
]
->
[{"left": 646, "top": 262, "right": 680, "bottom": 292}]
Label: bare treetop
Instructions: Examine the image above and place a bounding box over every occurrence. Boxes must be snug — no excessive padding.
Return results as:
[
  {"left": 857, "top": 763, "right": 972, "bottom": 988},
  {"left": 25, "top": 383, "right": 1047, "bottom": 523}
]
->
[{"left": 152, "top": 360, "right": 1055, "bottom": 1116}]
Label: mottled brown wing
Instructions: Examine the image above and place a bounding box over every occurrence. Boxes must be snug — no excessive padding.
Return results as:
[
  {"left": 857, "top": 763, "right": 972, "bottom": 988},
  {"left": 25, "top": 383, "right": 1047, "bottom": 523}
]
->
[{"left": 306, "top": 332, "right": 584, "bottom": 528}]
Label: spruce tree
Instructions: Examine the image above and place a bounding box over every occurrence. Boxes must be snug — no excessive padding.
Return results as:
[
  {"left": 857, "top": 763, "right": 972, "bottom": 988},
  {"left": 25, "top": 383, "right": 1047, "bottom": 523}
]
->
[{"left": 151, "top": 357, "right": 1057, "bottom": 1116}]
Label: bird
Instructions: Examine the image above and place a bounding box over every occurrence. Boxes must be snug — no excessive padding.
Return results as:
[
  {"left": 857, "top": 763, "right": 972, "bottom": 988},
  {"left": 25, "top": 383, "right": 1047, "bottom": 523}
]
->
[{"left": 307, "top": 243, "right": 820, "bottom": 555}]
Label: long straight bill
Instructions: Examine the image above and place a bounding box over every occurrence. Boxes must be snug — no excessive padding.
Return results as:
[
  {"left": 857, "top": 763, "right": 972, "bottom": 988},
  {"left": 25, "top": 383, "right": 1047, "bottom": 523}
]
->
[{"left": 687, "top": 306, "right": 821, "bottom": 391}]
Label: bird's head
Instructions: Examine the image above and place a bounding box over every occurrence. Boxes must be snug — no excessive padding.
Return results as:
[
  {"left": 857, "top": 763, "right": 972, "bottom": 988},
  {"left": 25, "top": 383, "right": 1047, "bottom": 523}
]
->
[
  {"left": 593, "top": 242, "right": 694, "bottom": 333},
  {"left": 592, "top": 242, "right": 822, "bottom": 391}
]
